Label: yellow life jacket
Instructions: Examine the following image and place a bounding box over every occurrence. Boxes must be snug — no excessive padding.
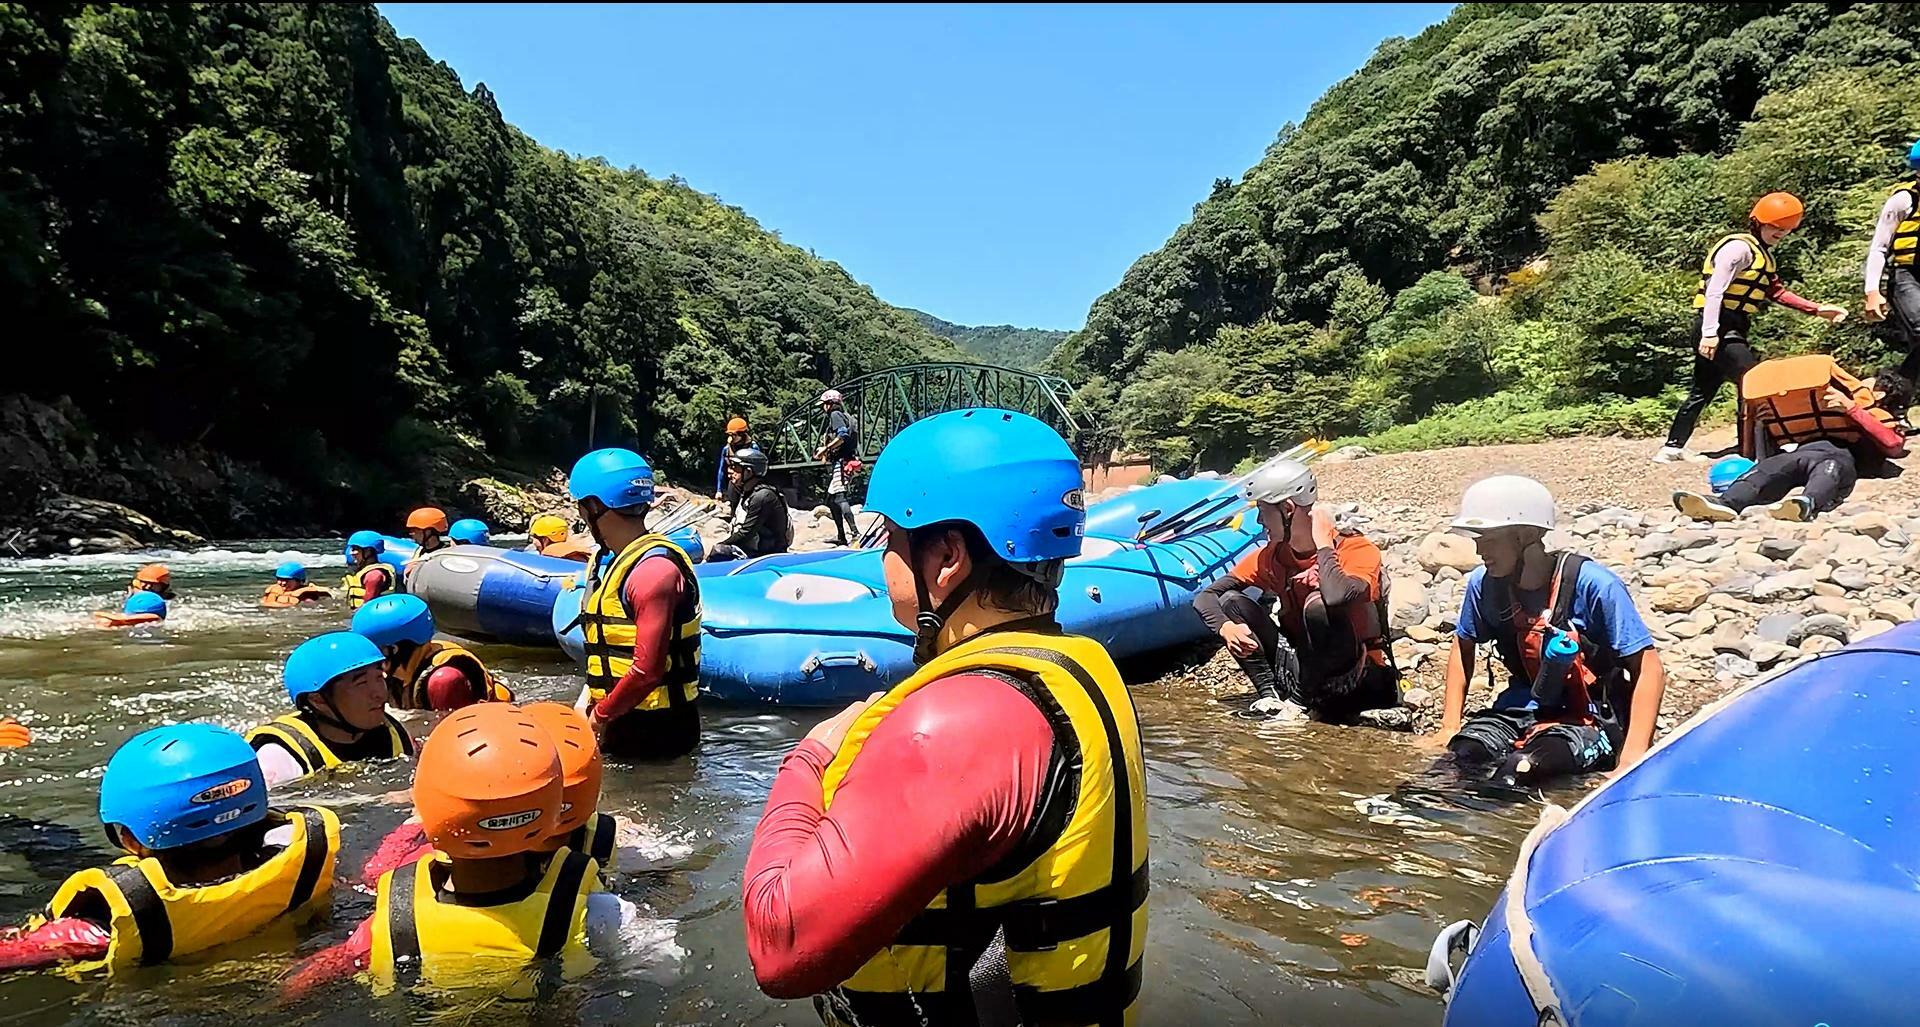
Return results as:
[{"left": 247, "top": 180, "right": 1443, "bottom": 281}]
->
[
  {"left": 579, "top": 534, "right": 701, "bottom": 712},
  {"left": 565, "top": 813, "right": 617, "bottom": 872},
  {"left": 1739, "top": 354, "right": 1901, "bottom": 459},
  {"left": 389, "top": 641, "right": 512, "bottom": 709},
  {"left": 1693, "top": 232, "right": 1777, "bottom": 315},
  {"left": 244, "top": 712, "right": 414, "bottom": 779},
  {"left": 368, "top": 847, "right": 599, "bottom": 996},
  {"left": 342, "top": 562, "right": 401, "bottom": 609},
  {"left": 43, "top": 806, "right": 339, "bottom": 969},
  {"left": 261, "top": 583, "right": 331, "bottom": 608},
  {"left": 816, "top": 630, "right": 1149, "bottom": 1027},
  {"left": 1892, "top": 182, "right": 1920, "bottom": 268}
]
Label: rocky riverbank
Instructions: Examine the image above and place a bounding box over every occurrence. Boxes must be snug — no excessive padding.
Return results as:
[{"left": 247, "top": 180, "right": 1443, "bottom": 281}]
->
[{"left": 1156, "top": 432, "right": 1920, "bottom": 737}]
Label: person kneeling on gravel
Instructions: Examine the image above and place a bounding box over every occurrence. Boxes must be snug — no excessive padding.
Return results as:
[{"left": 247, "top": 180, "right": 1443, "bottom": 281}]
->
[
  {"left": 1433, "top": 476, "right": 1667, "bottom": 786},
  {"left": 1673, "top": 368, "right": 1912, "bottom": 524},
  {"left": 1192, "top": 460, "right": 1398, "bottom": 723}
]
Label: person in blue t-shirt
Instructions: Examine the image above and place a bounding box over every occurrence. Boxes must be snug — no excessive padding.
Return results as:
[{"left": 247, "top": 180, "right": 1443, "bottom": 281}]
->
[{"left": 1432, "top": 476, "right": 1667, "bottom": 785}]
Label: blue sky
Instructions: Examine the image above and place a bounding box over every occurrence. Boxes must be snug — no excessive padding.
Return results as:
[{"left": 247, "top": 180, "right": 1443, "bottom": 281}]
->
[{"left": 380, "top": 3, "right": 1452, "bottom": 330}]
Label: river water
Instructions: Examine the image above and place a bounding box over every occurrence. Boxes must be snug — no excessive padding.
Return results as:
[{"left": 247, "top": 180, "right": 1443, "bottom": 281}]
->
[{"left": 0, "top": 542, "right": 1549, "bottom": 1026}]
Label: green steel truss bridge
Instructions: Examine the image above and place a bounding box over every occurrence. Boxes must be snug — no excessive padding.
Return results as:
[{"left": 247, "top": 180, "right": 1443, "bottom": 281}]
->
[{"left": 765, "top": 362, "right": 1084, "bottom": 472}]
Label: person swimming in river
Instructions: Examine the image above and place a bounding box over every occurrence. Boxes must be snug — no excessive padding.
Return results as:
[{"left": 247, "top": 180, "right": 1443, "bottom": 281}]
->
[
  {"left": 1428, "top": 476, "right": 1668, "bottom": 789},
  {"left": 0, "top": 724, "right": 339, "bottom": 972},
  {"left": 245, "top": 632, "right": 415, "bottom": 788},
  {"left": 342, "top": 531, "right": 401, "bottom": 609},
  {"left": 350, "top": 594, "right": 511, "bottom": 710},
  {"left": 261, "top": 562, "right": 331, "bottom": 607},
  {"left": 280, "top": 702, "right": 655, "bottom": 999},
  {"left": 94, "top": 589, "right": 167, "bottom": 628},
  {"left": 129, "top": 563, "right": 174, "bottom": 600}
]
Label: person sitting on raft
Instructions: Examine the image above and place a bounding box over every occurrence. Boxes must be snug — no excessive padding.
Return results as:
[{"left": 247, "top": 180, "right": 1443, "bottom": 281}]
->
[
  {"left": 0, "top": 724, "right": 338, "bottom": 972},
  {"left": 130, "top": 563, "right": 174, "bottom": 600},
  {"left": 525, "top": 514, "right": 592, "bottom": 560},
  {"left": 1432, "top": 476, "right": 1668, "bottom": 786},
  {"left": 569, "top": 447, "right": 703, "bottom": 761},
  {"left": 93, "top": 590, "right": 166, "bottom": 628},
  {"left": 448, "top": 518, "right": 490, "bottom": 547},
  {"left": 247, "top": 632, "right": 415, "bottom": 788},
  {"left": 1192, "top": 460, "right": 1398, "bottom": 723},
  {"left": 342, "top": 531, "right": 400, "bottom": 610},
  {"left": 715, "top": 415, "right": 753, "bottom": 502},
  {"left": 351, "top": 594, "right": 510, "bottom": 710},
  {"left": 743, "top": 410, "right": 1149, "bottom": 1026},
  {"left": 261, "top": 562, "right": 331, "bottom": 608},
  {"left": 355, "top": 701, "right": 639, "bottom": 889},
  {"left": 708, "top": 446, "right": 789, "bottom": 563},
  {"left": 1656, "top": 192, "right": 1849, "bottom": 462},
  {"left": 280, "top": 703, "right": 650, "bottom": 999},
  {"left": 1674, "top": 367, "right": 1913, "bottom": 523},
  {"left": 405, "top": 507, "right": 451, "bottom": 556}
]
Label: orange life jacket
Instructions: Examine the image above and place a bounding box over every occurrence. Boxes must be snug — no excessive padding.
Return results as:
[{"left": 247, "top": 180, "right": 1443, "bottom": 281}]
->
[
  {"left": 1741, "top": 355, "right": 1900, "bottom": 459},
  {"left": 540, "top": 539, "right": 594, "bottom": 562},
  {"left": 260, "top": 583, "right": 331, "bottom": 608},
  {"left": 1477, "top": 554, "right": 1603, "bottom": 739}
]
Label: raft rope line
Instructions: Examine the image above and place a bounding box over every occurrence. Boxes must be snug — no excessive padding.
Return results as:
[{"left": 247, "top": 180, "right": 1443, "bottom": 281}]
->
[{"left": 1495, "top": 646, "right": 1862, "bottom": 1024}]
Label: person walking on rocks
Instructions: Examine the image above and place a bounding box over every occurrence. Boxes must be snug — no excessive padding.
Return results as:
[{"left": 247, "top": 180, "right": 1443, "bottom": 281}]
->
[
  {"left": 1862, "top": 139, "right": 1920, "bottom": 381},
  {"left": 1656, "top": 192, "right": 1849, "bottom": 462},
  {"left": 814, "top": 390, "right": 859, "bottom": 545},
  {"left": 1192, "top": 460, "right": 1398, "bottom": 722},
  {"left": 1432, "top": 476, "right": 1667, "bottom": 786},
  {"left": 1675, "top": 366, "right": 1912, "bottom": 523}
]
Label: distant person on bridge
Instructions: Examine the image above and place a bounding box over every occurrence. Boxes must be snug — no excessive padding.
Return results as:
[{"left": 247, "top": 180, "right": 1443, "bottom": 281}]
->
[
  {"left": 813, "top": 389, "right": 860, "bottom": 545},
  {"left": 1656, "top": 192, "right": 1849, "bottom": 462},
  {"left": 709, "top": 447, "right": 790, "bottom": 563},
  {"left": 1862, "top": 139, "right": 1920, "bottom": 381},
  {"left": 715, "top": 416, "right": 753, "bottom": 502}
]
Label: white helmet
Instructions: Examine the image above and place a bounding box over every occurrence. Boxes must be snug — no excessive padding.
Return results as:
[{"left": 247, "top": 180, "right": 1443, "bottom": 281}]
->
[
  {"left": 1450, "top": 475, "right": 1555, "bottom": 533},
  {"left": 1241, "top": 459, "right": 1317, "bottom": 507},
  {"left": 820, "top": 389, "right": 843, "bottom": 404}
]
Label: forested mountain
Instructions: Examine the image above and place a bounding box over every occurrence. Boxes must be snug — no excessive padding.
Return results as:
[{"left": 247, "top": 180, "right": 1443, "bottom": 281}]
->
[
  {"left": 911, "top": 311, "right": 1068, "bottom": 370},
  {"left": 0, "top": 3, "right": 950, "bottom": 532},
  {"left": 1058, "top": 3, "right": 1920, "bottom": 469}
]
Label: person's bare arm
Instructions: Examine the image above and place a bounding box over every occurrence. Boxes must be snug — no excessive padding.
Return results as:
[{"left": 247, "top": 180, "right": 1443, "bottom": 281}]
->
[{"left": 1614, "top": 648, "right": 1666, "bottom": 770}]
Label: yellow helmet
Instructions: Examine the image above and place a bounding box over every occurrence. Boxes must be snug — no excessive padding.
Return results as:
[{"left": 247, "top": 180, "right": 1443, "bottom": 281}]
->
[{"left": 530, "top": 514, "right": 570, "bottom": 543}]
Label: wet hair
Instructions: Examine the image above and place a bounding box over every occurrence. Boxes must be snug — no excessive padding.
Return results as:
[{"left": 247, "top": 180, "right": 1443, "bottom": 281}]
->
[
  {"left": 908, "top": 522, "right": 1059, "bottom": 618},
  {"left": 1872, "top": 366, "right": 1915, "bottom": 416}
]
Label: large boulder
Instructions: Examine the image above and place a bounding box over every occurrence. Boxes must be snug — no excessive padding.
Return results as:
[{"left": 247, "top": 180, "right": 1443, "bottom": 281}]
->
[
  {"left": 1416, "top": 532, "right": 1480, "bottom": 574},
  {"left": 27, "top": 493, "right": 205, "bottom": 555}
]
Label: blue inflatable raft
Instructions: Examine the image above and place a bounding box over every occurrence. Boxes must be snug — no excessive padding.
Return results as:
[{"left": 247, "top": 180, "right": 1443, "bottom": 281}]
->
[
  {"left": 1430, "top": 619, "right": 1920, "bottom": 1026},
  {"left": 555, "top": 478, "right": 1261, "bottom": 705},
  {"left": 343, "top": 526, "right": 702, "bottom": 569}
]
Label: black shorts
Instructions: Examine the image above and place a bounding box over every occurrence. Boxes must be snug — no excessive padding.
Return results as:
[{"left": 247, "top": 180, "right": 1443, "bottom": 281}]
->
[
  {"left": 600, "top": 700, "right": 701, "bottom": 761},
  {"left": 1449, "top": 707, "right": 1618, "bottom": 773}
]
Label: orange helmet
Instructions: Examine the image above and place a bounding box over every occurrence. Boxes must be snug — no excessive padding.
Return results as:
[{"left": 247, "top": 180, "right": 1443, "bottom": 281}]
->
[
  {"left": 406, "top": 507, "right": 450, "bottom": 533},
  {"left": 725, "top": 416, "right": 749, "bottom": 434},
  {"left": 134, "top": 564, "right": 171, "bottom": 587},
  {"left": 412, "top": 704, "right": 563, "bottom": 860},
  {"left": 1751, "top": 191, "right": 1804, "bottom": 230},
  {"left": 523, "top": 701, "right": 603, "bottom": 842}
]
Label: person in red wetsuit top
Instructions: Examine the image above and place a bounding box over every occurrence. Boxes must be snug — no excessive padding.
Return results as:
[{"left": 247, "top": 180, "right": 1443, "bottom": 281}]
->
[
  {"left": 743, "top": 408, "right": 1149, "bottom": 1027},
  {"left": 568, "top": 447, "right": 703, "bottom": 761}
]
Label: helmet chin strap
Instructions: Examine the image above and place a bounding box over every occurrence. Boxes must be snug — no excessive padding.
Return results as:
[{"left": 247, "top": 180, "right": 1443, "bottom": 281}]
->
[{"left": 908, "top": 535, "right": 978, "bottom": 665}]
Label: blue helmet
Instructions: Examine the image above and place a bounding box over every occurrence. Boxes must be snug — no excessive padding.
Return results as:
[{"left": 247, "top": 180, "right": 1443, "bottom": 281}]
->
[
  {"left": 1907, "top": 138, "right": 1920, "bottom": 170},
  {"left": 274, "top": 561, "right": 306, "bottom": 583},
  {"left": 352, "top": 593, "right": 435, "bottom": 649},
  {"left": 283, "top": 631, "right": 385, "bottom": 703},
  {"left": 1708, "top": 456, "right": 1756, "bottom": 494},
  {"left": 99, "top": 724, "right": 267, "bottom": 851},
  {"left": 449, "top": 518, "right": 491, "bottom": 546},
  {"left": 123, "top": 590, "right": 168, "bottom": 618},
  {"left": 347, "top": 530, "right": 385, "bottom": 554},
  {"left": 866, "top": 409, "right": 1085, "bottom": 569},
  {"left": 568, "top": 448, "right": 654, "bottom": 510}
]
